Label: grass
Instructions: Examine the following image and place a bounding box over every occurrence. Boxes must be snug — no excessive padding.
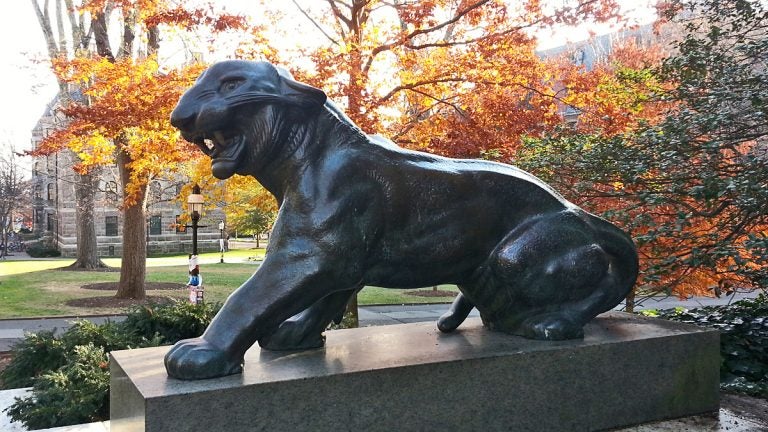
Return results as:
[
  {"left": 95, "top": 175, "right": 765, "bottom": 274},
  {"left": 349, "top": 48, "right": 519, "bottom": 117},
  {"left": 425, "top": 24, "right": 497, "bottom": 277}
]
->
[{"left": 0, "top": 249, "right": 456, "bottom": 318}]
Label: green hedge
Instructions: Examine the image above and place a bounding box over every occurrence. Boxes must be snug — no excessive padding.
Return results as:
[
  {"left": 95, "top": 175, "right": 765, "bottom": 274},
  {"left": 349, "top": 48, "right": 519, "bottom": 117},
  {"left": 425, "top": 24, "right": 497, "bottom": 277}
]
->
[
  {"left": 1, "top": 301, "right": 221, "bottom": 430},
  {"left": 643, "top": 293, "right": 768, "bottom": 398},
  {"left": 25, "top": 243, "right": 61, "bottom": 258}
]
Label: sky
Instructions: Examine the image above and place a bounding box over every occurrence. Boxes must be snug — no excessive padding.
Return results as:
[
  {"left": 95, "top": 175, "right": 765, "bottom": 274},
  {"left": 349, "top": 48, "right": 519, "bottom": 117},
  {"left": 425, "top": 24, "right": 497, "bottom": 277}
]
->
[{"left": 0, "top": 0, "right": 657, "bottom": 166}]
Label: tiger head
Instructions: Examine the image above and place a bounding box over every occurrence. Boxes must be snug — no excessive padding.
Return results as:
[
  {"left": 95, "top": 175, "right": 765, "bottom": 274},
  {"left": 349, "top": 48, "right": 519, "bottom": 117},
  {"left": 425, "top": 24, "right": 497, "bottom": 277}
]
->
[{"left": 170, "top": 60, "right": 327, "bottom": 179}]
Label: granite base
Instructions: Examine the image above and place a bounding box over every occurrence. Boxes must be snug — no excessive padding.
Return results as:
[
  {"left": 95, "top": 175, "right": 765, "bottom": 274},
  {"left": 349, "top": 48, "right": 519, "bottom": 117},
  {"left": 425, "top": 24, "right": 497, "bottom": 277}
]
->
[{"left": 110, "top": 312, "right": 719, "bottom": 432}]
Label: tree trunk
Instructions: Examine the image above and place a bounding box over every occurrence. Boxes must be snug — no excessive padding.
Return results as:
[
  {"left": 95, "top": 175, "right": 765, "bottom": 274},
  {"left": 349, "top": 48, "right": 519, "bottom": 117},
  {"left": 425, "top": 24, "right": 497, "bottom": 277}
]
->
[
  {"left": 115, "top": 147, "right": 147, "bottom": 299},
  {"left": 625, "top": 287, "right": 636, "bottom": 314},
  {"left": 344, "top": 294, "right": 359, "bottom": 328},
  {"left": 67, "top": 170, "right": 107, "bottom": 269}
]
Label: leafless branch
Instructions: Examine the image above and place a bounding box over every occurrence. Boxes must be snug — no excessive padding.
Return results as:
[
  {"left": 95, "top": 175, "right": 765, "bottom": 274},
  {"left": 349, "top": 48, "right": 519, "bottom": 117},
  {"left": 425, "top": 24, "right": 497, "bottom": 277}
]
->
[{"left": 293, "top": 0, "right": 341, "bottom": 46}]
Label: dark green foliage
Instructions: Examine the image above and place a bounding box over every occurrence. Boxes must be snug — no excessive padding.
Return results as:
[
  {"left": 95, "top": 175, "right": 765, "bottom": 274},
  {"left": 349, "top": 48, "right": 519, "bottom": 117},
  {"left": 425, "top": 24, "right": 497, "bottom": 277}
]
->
[
  {"left": 25, "top": 243, "right": 61, "bottom": 258},
  {"left": 5, "top": 345, "right": 110, "bottom": 430},
  {"left": 650, "top": 293, "right": 768, "bottom": 397},
  {"left": 60, "top": 320, "right": 144, "bottom": 353},
  {"left": 2, "top": 302, "right": 217, "bottom": 429},
  {"left": 0, "top": 331, "right": 67, "bottom": 389},
  {"left": 123, "top": 301, "right": 221, "bottom": 343},
  {"left": 518, "top": 0, "right": 768, "bottom": 295}
]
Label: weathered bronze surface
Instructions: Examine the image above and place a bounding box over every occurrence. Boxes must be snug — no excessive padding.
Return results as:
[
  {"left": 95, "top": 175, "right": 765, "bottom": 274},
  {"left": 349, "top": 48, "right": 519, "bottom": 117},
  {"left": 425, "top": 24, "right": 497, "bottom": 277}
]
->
[{"left": 166, "top": 60, "right": 638, "bottom": 380}]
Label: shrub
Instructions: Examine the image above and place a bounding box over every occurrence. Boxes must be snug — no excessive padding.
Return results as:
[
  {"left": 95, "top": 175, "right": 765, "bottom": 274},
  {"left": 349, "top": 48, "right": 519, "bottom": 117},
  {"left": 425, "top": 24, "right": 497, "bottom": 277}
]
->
[
  {"left": 5, "top": 344, "right": 110, "bottom": 430},
  {"left": 647, "top": 293, "right": 768, "bottom": 398},
  {"left": 60, "top": 320, "right": 138, "bottom": 352},
  {"left": 25, "top": 243, "right": 61, "bottom": 258},
  {"left": 2, "top": 301, "right": 217, "bottom": 429},
  {"left": 0, "top": 331, "right": 67, "bottom": 389},
  {"left": 0, "top": 320, "right": 160, "bottom": 391},
  {"left": 123, "top": 301, "right": 221, "bottom": 343}
]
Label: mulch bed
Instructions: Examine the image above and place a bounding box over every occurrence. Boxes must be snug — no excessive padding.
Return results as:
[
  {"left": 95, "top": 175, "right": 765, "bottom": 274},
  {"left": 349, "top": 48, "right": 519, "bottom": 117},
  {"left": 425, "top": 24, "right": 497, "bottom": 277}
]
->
[
  {"left": 82, "top": 282, "right": 185, "bottom": 291},
  {"left": 407, "top": 289, "right": 457, "bottom": 297},
  {"left": 65, "top": 295, "right": 180, "bottom": 308}
]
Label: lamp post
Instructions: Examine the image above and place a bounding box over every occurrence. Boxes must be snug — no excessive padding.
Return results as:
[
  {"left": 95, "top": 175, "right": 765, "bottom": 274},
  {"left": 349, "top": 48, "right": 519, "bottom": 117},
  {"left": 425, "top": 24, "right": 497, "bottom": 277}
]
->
[
  {"left": 218, "top": 220, "right": 225, "bottom": 263},
  {"left": 187, "top": 185, "right": 204, "bottom": 304},
  {"left": 188, "top": 184, "right": 204, "bottom": 256}
]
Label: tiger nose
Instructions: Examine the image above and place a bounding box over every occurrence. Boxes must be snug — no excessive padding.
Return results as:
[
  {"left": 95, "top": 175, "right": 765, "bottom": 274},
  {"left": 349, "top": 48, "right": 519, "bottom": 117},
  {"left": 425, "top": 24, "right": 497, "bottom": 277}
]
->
[{"left": 170, "top": 103, "right": 196, "bottom": 132}]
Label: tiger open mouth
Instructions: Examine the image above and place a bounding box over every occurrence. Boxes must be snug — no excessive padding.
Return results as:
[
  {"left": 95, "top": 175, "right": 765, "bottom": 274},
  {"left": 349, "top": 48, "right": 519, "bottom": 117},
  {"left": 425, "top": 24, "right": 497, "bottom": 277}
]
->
[
  {"left": 195, "top": 131, "right": 243, "bottom": 159},
  {"left": 190, "top": 130, "right": 246, "bottom": 179}
]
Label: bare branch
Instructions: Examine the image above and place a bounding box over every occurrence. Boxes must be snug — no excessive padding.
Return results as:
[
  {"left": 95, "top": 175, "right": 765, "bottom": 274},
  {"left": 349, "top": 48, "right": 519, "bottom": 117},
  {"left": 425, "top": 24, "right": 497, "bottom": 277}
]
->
[
  {"left": 327, "top": 0, "right": 352, "bottom": 29},
  {"left": 55, "top": 0, "right": 68, "bottom": 56},
  {"left": 363, "top": 0, "right": 491, "bottom": 74},
  {"left": 117, "top": 7, "right": 136, "bottom": 59},
  {"left": 30, "top": 0, "right": 60, "bottom": 59},
  {"left": 377, "top": 77, "right": 468, "bottom": 104},
  {"left": 63, "top": 0, "right": 84, "bottom": 52},
  {"left": 92, "top": 10, "right": 115, "bottom": 61},
  {"left": 408, "top": 88, "right": 467, "bottom": 117},
  {"left": 293, "top": 0, "right": 340, "bottom": 46},
  {"left": 405, "top": 0, "right": 491, "bottom": 40}
]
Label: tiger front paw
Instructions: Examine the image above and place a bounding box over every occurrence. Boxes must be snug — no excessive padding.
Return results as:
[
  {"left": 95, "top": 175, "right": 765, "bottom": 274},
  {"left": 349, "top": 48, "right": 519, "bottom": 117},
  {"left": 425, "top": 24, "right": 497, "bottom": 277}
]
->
[{"left": 164, "top": 337, "right": 243, "bottom": 380}]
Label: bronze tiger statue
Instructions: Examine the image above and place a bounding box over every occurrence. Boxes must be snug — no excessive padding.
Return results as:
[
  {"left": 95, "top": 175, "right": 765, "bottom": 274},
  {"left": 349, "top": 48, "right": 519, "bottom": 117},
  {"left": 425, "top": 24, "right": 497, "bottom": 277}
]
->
[{"left": 166, "top": 60, "right": 638, "bottom": 380}]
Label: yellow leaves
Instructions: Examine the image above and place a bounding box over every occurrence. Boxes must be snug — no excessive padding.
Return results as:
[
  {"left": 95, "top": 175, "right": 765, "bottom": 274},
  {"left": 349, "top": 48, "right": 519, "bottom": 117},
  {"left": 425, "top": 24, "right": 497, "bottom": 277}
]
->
[
  {"left": 48, "top": 53, "right": 203, "bottom": 205},
  {"left": 73, "top": 133, "right": 114, "bottom": 168}
]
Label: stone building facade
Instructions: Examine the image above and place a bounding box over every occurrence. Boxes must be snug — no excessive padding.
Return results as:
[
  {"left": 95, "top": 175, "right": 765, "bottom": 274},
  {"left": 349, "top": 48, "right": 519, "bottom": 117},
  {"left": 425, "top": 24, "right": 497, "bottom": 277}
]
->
[{"left": 30, "top": 96, "right": 225, "bottom": 257}]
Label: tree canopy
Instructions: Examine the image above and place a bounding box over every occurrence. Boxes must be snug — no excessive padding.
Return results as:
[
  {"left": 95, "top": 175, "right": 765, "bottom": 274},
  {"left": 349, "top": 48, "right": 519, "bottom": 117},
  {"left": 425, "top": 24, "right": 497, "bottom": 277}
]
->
[
  {"left": 31, "top": 0, "right": 248, "bottom": 298},
  {"left": 517, "top": 0, "right": 768, "bottom": 299},
  {"left": 29, "top": 0, "right": 768, "bottom": 301}
]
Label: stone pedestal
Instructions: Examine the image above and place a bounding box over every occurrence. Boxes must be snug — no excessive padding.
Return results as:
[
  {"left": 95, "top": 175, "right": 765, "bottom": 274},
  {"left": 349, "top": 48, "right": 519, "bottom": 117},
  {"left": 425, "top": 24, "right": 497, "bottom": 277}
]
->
[{"left": 110, "top": 312, "right": 719, "bottom": 432}]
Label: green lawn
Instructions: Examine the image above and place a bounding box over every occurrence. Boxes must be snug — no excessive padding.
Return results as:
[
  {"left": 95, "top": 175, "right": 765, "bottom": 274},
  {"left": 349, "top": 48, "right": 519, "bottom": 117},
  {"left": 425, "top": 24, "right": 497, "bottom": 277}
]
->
[{"left": 0, "top": 250, "right": 456, "bottom": 318}]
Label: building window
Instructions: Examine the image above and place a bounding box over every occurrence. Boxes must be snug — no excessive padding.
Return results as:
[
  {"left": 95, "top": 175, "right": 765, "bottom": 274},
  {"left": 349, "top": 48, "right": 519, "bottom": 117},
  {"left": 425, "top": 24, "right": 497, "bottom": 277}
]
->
[
  {"left": 175, "top": 215, "right": 186, "bottom": 233},
  {"left": 47, "top": 183, "right": 54, "bottom": 201},
  {"left": 149, "top": 215, "right": 162, "bottom": 235},
  {"left": 105, "top": 181, "right": 118, "bottom": 204},
  {"left": 105, "top": 216, "right": 118, "bottom": 236},
  {"left": 46, "top": 213, "right": 54, "bottom": 231},
  {"left": 35, "top": 185, "right": 42, "bottom": 200}
]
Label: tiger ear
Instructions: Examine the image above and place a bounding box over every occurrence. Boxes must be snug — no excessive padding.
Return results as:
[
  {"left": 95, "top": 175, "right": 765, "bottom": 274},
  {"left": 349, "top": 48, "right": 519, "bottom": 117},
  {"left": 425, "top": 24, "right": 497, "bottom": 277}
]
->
[{"left": 276, "top": 66, "right": 327, "bottom": 112}]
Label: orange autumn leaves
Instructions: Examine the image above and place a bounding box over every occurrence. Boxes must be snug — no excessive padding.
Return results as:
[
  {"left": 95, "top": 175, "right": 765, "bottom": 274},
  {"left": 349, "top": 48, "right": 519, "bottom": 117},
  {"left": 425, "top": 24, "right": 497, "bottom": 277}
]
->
[
  {"left": 37, "top": 56, "right": 204, "bottom": 204},
  {"left": 39, "top": 0, "right": 737, "bottom": 299}
]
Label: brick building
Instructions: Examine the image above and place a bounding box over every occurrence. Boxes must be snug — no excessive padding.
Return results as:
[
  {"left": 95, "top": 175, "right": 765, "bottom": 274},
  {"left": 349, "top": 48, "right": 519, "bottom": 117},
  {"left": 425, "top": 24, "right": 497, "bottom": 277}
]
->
[{"left": 30, "top": 96, "right": 224, "bottom": 257}]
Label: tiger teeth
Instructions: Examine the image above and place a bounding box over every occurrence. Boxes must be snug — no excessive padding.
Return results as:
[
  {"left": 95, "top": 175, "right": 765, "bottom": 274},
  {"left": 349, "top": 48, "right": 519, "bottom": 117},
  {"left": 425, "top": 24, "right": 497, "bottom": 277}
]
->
[{"left": 203, "top": 138, "right": 215, "bottom": 151}]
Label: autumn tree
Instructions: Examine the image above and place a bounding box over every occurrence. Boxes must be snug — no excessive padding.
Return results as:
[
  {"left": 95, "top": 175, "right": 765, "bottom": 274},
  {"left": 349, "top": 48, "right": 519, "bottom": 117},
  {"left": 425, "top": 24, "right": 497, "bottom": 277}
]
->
[
  {"left": 31, "top": 0, "right": 107, "bottom": 270},
  {"left": 35, "top": 1, "right": 247, "bottom": 299},
  {"left": 518, "top": 0, "right": 768, "bottom": 301},
  {"left": 231, "top": 0, "right": 625, "bottom": 322},
  {"left": 178, "top": 157, "right": 278, "bottom": 245},
  {"left": 221, "top": 176, "right": 277, "bottom": 239},
  {"left": 264, "top": 0, "right": 624, "bottom": 159}
]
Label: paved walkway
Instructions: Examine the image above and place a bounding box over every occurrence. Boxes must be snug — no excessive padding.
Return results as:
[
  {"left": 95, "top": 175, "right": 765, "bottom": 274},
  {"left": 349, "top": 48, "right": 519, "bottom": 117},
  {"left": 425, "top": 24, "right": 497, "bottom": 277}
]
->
[
  {"left": 0, "top": 290, "right": 763, "bottom": 352},
  {"left": 1, "top": 291, "right": 766, "bottom": 431}
]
